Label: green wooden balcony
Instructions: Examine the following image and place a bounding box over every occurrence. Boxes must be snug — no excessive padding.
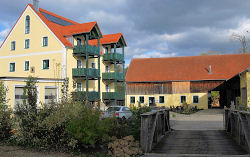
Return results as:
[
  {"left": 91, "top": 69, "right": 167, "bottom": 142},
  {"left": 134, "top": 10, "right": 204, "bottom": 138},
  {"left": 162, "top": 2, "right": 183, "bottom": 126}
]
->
[
  {"left": 73, "top": 45, "right": 99, "bottom": 56},
  {"left": 102, "top": 72, "right": 124, "bottom": 81},
  {"left": 72, "top": 68, "right": 100, "bottom": 78},
  {"left": 72, "top": 91, "right": 100, "bottom": 101},
  {"left": 102, "top": 92, "right": 125, "bottom": 100},
  {"left": 103, "top": 53, "right": 124, "bottom": 62}
]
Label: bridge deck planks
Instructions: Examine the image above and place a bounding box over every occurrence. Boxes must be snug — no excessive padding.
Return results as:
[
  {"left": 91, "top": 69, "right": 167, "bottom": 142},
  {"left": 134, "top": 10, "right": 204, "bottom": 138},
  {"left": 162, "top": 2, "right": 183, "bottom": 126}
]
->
[{"left": 149, "top": 130, "right": 247, "bottom": 155}]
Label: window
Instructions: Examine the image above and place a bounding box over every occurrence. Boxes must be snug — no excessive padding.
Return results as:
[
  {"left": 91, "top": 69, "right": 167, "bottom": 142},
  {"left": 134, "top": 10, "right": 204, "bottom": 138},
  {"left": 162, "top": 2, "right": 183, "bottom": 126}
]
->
[
  {"left": 9, "top": 63, "right": 15, "bottom": 72},
  {"left": 193, "top": 96, "right": 199, "bottom": 104},
  {"left": 25, "top": 15, "right": 30, "bottom": 34},
  {"left": 105, "top": 66, "right": 110, "bottom": 72},
  {"left": 180, "top": 96, "right": 186, "bottom": 103},
  {"left": 77, "top": 38, "right": 81, "bottom": 46},
  {"left": 130, "top": 96, "right": 135, "bottom": 104},
  {"left": 11, "top": 41, "right": 15, "bottom": 51},
  {"left": 43, "top": 37, "right": 48, "bottom": 47},
  {"left": 159, "top": 96, "right": 165, "bottom": 103},
  {"left": 44, "top": 88, "right": 57, "bottom": 104},
  {"left": 42, "top": 59, "right": 49, "bottom": 69},
  {"left": 91, "top": 63, "right": 96, "bottom": 69},
  {"left": 77, "top": 83, "right": 82, "bottom": 92},
  {"left": 106, "top": 84, "right": 110, "bottom": 92},
  {"left": 139, "top": 96, "right": 144, "bottom": 103},
  {"left": 15, "top": 87, "right": 26, "bottom": 108},
  {"left": 25, "top": 39, "right": 30, "bottom": 49},
  {"left": 77, "top": 60, "right": 82, "bottom": 68},
  {"left": 24, "top": 61, "right": 29, "bottom": 71},
  {"left": 105, "top": 47, "right": 109, "bottom": 54}
]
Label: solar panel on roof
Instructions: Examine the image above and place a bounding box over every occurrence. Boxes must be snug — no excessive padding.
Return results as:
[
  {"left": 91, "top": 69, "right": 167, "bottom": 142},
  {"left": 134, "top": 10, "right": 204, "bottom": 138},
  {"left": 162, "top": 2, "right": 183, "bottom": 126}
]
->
[{"left": 41, "top": 11, "right": 74, "bottom": 26}]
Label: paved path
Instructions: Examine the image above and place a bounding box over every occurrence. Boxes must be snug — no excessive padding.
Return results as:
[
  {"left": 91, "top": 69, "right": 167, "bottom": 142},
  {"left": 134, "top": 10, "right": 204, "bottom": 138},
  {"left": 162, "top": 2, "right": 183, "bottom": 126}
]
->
[
  {"left": 150, "top": 130, "right": 247, "bottom": 155},
  {"left": 144, "top": 109, "right": 249, "bottom": 156},
  {"left": 170, "top": 109, "right": 224, "bottom": 130}
]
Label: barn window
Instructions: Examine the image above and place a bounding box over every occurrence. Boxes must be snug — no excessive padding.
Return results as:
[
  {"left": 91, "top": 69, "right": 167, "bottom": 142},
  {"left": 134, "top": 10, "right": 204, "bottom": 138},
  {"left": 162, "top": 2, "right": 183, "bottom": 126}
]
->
[
  {"left": 180, "top": 96, "right": 186, "bottom": 103},
  {"left": 193, "top": 96, "right": 199, "bottom": 104},
  {"left": 130, "top": 96, "right": 135, "bottom": 104},
  {"left": 159, "top": 96, "right": 165, "bottom": 103},
  {"left": 139, "top": 96, "right": 144, "bottom": 104}
]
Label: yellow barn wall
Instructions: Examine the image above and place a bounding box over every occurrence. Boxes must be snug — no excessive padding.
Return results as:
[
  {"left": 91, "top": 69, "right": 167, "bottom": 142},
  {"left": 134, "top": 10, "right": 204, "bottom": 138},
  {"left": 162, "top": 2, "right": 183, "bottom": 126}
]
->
[
  {"left": 5, "top": 80, "right": 62, "bottom": 109},
  {"left": 126, "top": 93, "right": 208, "bottom": 109},
  {"left": 247, "top": 71, "right": 250, "bottom": 107},
  {"left": 240, "top": 71, "right": 250, "bottom": 107}
]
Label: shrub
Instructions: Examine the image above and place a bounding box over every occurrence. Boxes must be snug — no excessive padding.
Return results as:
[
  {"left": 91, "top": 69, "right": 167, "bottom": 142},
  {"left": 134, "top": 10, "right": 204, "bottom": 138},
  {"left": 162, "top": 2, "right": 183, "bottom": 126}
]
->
[
  {"left": 107, "top": 105, "right": 152, "bottom": 141},
  {"left": 66, "top": 105, "right": 114, "bottom": 147},
  {"left": 0, "top": 105, "right": 12, "bottom": 140},
  {"left": 0, "top": 81, "right": 12, "bottom": 141}
]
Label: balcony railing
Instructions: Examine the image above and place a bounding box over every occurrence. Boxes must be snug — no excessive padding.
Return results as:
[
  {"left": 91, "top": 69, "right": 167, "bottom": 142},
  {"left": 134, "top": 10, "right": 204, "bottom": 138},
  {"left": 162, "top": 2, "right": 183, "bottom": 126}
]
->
[
  {"left": 102, "top": 92, "right": 125, "bottom": 100},
  {"left": 73, "top": 45, "right": 99, "bottom": 56},
  {"left": 72, "top": 68, "right": 100, "bottom": 78},
  {"left": 72, "top": 91, "right": 100, "bottom": 101},
  {"left": 103, "top": 53, "right": 124, "bottom": 62},
  {"left": 102, "top": 72, "right": 124, "bottom": 81}
]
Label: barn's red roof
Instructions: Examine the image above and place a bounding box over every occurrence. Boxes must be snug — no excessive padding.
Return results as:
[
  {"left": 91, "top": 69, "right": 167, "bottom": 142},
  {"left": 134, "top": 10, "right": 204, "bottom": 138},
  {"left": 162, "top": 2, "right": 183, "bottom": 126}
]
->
[
  {"left": 1, "top": 4, "right": 125, "bottom": 48},
  {"left": 126, "top": 54, "right": 250, "bottom": 82}
]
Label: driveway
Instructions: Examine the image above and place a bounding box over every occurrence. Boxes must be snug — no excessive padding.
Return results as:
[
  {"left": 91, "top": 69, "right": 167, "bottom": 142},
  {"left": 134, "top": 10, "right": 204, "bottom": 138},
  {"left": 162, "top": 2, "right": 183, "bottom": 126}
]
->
[{"left": 170, "top": 109, "right": 224, "bottom": 130}]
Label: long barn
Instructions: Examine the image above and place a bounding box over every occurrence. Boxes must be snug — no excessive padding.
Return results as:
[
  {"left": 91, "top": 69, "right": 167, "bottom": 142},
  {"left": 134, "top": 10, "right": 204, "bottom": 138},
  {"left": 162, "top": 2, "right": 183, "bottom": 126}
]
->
[{"left": 125, "top": 54, "right": 250, "bottom": 109}]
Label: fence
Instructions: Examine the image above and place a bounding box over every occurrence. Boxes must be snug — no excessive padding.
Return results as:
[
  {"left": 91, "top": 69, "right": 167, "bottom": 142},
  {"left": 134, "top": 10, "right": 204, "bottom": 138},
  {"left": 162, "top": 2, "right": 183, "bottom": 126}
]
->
[
  {"left": 225, "top": 109, "right": 250, "bottom": 153},
  {"left": 140, "top": 110, "right": 171, "bottom": 153}
]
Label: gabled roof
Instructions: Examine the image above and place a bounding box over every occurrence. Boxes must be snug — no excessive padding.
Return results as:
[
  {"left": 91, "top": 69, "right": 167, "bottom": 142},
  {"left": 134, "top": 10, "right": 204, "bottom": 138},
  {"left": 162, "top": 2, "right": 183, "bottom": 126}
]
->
[
  {"left": 126, "top": 54, "right": 250, "bottom": 82},
  {"left": 0, "top": 4, "right": 105, "bottom": 48},
  {"left": 89, "top": 33, "right": 127, "bottom": 47},
  {"left": 62, "top": 22, "right": 98, "bottom": 36}
]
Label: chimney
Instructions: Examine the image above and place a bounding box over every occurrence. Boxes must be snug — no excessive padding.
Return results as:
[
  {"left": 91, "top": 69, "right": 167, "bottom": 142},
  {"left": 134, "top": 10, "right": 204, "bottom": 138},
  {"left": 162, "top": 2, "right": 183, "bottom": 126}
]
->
[
  {"left": 33, "top": 0, "right": 39, "bottom": 12},
  {"left": 209, "top": 65, "right": 212, "bottom": 74}
]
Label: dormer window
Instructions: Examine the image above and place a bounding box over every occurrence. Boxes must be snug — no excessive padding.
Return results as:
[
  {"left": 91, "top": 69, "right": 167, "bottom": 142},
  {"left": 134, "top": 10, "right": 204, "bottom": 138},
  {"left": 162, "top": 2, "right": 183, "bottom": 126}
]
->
[{"left": 25, "top": 15, "right": 30, "bottom": 34}]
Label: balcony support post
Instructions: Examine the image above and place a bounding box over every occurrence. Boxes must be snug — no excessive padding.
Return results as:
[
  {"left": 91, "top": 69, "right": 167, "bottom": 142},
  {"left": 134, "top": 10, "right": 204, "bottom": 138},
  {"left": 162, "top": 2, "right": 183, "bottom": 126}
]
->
[
  {"left": 114, "top": 44, "right": 117, "bottom": 105},
  {"left": 122, "top": 46, "right": 125, "bottom": 105},
  {"left": 98, "top": 37, "right": 101, "bottom": 104},
  {"left": 86, "top": 34, "right": 89, "bottom": 101}
]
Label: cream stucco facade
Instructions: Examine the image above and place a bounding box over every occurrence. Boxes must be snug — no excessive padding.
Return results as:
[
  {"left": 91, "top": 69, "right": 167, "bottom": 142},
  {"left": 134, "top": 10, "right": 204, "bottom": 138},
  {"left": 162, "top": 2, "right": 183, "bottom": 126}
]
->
[{"left": 0, "top": 4, "right": 126, "bottom": 109}]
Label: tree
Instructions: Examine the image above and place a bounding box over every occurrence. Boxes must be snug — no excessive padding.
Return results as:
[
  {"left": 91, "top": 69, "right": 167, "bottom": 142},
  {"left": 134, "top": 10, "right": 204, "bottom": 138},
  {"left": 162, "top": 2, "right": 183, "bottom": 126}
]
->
[
  {"left": 0, "top": 81, "right": 8, "bottom": 105},
  {"left": 231, "top": 32, "right": 250, "bottom": 54}
]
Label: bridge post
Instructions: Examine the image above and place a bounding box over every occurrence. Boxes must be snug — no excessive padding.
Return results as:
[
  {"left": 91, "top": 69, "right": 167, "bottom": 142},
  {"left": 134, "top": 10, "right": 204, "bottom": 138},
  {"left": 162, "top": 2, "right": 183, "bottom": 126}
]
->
[
  {"left": 224, "top": 109, "right": 250, "bottom": 153},
  {"left": 140, "top": 110, "right": 171, "bottom": 153}
]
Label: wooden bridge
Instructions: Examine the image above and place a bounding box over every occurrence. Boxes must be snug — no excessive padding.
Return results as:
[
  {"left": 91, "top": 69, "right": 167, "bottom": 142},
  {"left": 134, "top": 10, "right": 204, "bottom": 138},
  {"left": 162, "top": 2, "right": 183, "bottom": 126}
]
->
[{"left": 141, "top": 109, "right": 250, "bottom": 156}]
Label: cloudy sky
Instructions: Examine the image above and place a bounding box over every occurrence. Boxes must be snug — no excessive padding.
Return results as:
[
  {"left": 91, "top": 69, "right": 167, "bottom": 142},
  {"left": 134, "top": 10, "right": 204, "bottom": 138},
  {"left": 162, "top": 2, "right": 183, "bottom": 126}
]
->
[{"left": 1, "top": 0, "right": 250, "bottom": 65}]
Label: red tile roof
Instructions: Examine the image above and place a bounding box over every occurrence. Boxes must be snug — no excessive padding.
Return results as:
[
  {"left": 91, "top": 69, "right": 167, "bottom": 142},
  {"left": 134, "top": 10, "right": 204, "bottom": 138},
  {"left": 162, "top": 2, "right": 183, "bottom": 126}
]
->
[
  {"left": 1, "top": 4, "right": 115, "bottom": 48},
  {"left": 89, "top": 33, "right": 127, "bottom": 46},
  {"left": 62, "top": 22, "right": 97, "bottom": 36},
  {"left": 30, "top": 4, "right": 100, "bottom": 47},
  {"left": 1, "top": 4, "right": 126, "bottom": 50},
  {"left": 126, "top": 54, "right": 250, "bottom": 82}
]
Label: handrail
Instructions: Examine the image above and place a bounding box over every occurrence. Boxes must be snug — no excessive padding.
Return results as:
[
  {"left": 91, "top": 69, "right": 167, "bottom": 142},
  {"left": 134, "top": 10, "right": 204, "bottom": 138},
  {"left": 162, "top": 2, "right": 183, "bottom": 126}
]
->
[
  {"left": 140, "top": 110, "right": 170, "bottom": 153},
  {"left": 225, "top": 109, "right": 250, "bottom": 153}
]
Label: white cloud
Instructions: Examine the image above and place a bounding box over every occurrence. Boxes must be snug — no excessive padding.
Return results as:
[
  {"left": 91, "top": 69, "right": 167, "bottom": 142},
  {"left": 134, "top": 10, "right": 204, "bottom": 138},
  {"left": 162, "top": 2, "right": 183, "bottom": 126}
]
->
[
  {"left": 133, "top": 51, "right": 176, "bottom": 59},
  {"left": 87, "top": 11, "right": 128, "bottom": 27},
  {"left": 0, "top": 28, "right": 9, "bottom": 45}
]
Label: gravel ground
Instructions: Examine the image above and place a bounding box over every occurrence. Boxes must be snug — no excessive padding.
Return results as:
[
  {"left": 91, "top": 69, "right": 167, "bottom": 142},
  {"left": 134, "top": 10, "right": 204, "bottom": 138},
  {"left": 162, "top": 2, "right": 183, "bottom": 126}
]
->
[{"left": 0, "top": 144, "right": 103, "bottom": 157}]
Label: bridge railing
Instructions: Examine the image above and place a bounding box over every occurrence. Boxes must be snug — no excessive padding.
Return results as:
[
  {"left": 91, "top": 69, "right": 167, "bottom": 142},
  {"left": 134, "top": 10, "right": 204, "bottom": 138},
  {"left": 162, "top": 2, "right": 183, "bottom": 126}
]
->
[
  {"left": 225, "top": 109, "right": 250, "bottom": 153},
  {"left": 140, "top": 109, "right": 171, "bottom": 153}
]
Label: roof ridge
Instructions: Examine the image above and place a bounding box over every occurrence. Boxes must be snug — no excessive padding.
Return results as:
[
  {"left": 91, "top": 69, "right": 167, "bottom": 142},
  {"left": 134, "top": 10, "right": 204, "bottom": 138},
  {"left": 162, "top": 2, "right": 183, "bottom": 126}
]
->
[{"left": 132, "top": 53, "right": 250, "bottom": 61}]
